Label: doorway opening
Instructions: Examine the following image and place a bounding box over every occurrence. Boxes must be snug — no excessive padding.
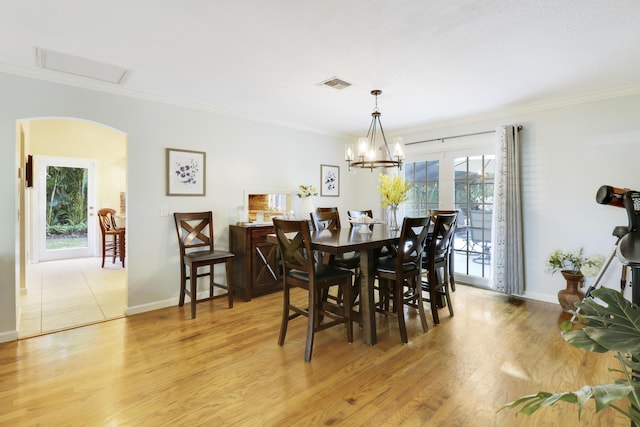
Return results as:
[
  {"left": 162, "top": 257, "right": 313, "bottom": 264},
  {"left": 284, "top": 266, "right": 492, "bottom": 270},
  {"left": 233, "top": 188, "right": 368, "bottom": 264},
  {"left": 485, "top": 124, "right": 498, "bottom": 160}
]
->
[{"left": 17, "top": 118, "right": 128, "bottom": 338}]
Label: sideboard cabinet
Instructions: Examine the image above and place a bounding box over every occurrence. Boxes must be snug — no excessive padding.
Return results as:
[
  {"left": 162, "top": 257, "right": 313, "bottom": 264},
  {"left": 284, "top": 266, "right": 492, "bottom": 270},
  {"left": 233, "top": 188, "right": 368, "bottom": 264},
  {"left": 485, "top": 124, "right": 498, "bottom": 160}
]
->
[{"left": 229, "top": 224, "right": 281, "bottom": 301}]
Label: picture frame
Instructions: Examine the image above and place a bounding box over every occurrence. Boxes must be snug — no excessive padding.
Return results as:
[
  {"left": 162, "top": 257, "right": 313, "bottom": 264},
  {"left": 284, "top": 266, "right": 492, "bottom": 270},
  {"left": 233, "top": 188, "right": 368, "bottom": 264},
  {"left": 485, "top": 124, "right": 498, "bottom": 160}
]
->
[
  {"left": 320, "top": 164, "right": 339, "bottom": 197},
  {"left": 166, "top": 148, "right": 206, "bottom": 196}
]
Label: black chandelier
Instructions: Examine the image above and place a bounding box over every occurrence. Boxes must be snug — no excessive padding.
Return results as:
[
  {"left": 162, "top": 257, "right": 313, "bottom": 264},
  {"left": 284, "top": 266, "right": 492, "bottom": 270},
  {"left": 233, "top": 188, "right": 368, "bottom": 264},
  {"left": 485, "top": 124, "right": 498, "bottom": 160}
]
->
[{"left": 345, "top": 89, "right": 404, "bottom": 171}]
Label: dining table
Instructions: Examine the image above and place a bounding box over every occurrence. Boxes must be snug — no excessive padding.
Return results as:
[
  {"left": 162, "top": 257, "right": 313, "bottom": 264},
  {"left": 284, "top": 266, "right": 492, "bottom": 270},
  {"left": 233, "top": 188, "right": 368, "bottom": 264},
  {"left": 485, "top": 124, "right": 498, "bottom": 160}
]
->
[{"left": 310, "top": 224, "right": 400, "bottom": 346}]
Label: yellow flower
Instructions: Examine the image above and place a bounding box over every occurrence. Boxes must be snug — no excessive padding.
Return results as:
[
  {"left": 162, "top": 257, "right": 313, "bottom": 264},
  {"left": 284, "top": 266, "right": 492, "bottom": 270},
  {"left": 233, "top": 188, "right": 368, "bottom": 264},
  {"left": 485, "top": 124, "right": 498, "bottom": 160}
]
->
[{"left": 377, "top": 173, "right": 410, "bottom": 208}]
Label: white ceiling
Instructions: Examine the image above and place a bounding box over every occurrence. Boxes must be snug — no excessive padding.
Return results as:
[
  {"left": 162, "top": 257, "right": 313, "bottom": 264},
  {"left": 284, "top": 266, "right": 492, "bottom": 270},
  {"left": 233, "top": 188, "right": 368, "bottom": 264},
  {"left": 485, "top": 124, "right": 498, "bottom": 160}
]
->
[{"left": 2, "top": 0, "right": 640, "bottom": 136}]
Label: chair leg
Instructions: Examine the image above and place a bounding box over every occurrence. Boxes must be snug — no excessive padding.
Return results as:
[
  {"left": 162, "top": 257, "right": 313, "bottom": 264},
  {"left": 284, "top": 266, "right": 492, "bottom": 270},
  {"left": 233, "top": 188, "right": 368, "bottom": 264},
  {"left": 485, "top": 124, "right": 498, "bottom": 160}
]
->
[
  {"left": 448, "top": 251, "right": 455, "bottom": 292},
  {"left": 190, "top": 264, "right": 198, "bottom": 319},
  {"left": 428, "top": 270, "right": 440, "bottom": 325},
  {"left": 111, "top": 236, "right": 117, "bottom": 264},
  {"left": 225, "top": 259, "right": 234, "bottom": 308},
  {"left": 119, "top": 233, "right": 125, "bottom": 268},
  {"left": 395, "top": 277, "right": 408, "bottom": 344},
  {"left": 278, "top": 281, "right": 289, "bottom": 346},
  {"left": 304, "top": 287, "right": 317, "bottom": 362},
  {"left": 179, "top": 264, "right": 186, "bottom": 307},
  {"left": 444, "top": 282, "right": 454, "bottom": 317},
  {"left": 343, "top": 281, "right": 353, "bottom": 343},
  {"left": 416, "top": 277, "right": 429, "bottom": 332}
]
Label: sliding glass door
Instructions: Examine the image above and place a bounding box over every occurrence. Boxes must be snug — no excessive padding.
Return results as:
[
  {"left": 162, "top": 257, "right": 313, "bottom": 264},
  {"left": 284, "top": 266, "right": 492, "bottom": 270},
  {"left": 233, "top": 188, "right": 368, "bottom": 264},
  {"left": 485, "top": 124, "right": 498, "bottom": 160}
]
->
[{"left": 404, "top": 138, "right": 495, "bottom": 286}]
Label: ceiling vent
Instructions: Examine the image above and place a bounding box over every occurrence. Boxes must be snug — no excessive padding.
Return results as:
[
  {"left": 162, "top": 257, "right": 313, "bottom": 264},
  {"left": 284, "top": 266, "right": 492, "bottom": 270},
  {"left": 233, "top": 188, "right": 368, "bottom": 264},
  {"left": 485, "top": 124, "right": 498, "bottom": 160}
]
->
[
  {"left": 317, "top": 77, "right": 352, "bottom": 90},
  {"left": 35, "top": 47, "right": 130, "bottom": 84}
]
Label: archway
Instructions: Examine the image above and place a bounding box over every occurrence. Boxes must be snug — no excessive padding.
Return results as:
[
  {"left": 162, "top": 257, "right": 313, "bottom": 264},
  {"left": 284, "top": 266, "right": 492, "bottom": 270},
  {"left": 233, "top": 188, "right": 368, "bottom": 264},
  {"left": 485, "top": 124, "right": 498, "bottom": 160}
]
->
[{"left": 17, "top": 117, "right": 128, "bottom": 337}]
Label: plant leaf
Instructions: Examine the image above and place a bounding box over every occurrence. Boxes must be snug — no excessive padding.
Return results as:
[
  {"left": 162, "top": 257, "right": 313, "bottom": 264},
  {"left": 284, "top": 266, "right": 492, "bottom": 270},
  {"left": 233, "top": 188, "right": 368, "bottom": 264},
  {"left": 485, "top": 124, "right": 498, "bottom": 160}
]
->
[{"left": 562, "top": 287, "right": 640, "bottom": 354}]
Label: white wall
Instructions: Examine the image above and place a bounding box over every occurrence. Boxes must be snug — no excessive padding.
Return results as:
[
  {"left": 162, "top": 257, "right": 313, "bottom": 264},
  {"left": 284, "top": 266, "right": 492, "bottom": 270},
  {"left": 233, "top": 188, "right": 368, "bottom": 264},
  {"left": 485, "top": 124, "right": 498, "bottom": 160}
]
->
[
  {"left": 2, "top": 71, "right": 640, "bottom": 342},
  {"left": 393, "top": 93, "right": 640, "bottom": 302},
  {"left": 0, "top": 72, "right": 353, "bottom": 342}
]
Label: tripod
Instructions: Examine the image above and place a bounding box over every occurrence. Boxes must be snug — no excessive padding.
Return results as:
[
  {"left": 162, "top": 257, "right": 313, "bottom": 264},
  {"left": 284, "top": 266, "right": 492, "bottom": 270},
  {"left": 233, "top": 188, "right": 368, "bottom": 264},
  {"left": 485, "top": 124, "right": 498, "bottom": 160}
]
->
[{"left": 571, "top": 225, "right": 629, "bottom": 321}]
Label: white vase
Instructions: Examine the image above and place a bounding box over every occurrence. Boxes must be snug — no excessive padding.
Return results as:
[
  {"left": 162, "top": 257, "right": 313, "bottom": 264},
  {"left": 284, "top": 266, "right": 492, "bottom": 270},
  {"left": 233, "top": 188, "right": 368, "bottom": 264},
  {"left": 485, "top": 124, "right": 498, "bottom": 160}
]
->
[{"left": 297, "top": 197, "right": 315, "bottom": 220}]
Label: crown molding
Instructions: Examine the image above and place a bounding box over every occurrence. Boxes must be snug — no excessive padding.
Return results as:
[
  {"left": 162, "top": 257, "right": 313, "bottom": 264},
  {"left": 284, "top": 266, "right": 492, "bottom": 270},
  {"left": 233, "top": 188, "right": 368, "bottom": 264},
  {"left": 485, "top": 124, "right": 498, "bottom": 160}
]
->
[
  {"left": 0, "top": 62, "right": 344, "bottom": 138},
  {"left": 398, "top": 83, "right": 640, "bottom": 134},
  {"left": 3, "top": 62, "right": 639, "bottom": 138}
]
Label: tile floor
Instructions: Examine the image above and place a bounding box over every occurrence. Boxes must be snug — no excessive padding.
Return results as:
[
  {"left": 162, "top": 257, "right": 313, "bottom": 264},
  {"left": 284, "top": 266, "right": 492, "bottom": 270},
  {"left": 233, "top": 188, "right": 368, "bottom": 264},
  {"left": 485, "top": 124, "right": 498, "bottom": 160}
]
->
[{"left": 18, "top": 257, "right": 127, "bottom": 338}]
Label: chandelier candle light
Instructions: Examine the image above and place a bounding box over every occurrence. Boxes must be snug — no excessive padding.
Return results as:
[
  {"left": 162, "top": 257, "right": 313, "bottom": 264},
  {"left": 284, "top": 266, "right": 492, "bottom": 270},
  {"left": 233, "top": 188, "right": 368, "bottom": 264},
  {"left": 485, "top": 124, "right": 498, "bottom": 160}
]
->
[{"left": 345, "top": 90, "right": 404, "bottom": 171}]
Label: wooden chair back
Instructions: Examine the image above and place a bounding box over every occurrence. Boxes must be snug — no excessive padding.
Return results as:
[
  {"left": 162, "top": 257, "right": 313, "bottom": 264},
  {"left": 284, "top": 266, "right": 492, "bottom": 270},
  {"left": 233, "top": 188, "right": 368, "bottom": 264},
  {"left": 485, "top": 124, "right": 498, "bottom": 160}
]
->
[
  {"left": 97, "top": 208, "right": 119, "bottom": 234},
  {"left": 426, "top": 213, "right": 457, "bottom": 264},
  {"left": 310, "top": 210, "right": 341, "bottom": 231},
  {"left": 396, "top": 216, "right": 432, "bottom": 269},
  {"left": 273, "top": 218, "right": 315, "bottom": 278},
  {"left": 174, "top": 211, "right": 214, "bottom": 257}
]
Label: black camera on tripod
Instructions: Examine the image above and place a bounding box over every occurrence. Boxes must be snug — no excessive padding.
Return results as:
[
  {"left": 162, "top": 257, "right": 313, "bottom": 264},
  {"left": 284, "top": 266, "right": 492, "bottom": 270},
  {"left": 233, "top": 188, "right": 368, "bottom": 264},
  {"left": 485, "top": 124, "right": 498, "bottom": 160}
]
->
[
  {"left": 596, "top": 185, "right": 640, "bottom": 304},
  {"left": 596, "top": 185, "right": 640, "bottom": 233}
]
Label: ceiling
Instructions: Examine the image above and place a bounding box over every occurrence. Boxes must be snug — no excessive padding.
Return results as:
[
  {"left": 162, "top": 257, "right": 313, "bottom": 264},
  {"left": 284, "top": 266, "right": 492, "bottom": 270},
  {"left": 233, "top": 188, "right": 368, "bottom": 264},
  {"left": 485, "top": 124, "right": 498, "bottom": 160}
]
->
[{"left": 2, "top": 0, "right": 640, "bottom": 137}]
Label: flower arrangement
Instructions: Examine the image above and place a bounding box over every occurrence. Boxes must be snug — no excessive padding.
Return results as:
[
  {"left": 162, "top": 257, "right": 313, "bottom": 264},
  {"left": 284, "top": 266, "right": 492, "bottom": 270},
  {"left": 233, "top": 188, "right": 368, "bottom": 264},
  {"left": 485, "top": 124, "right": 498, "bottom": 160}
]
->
[
  {"left": 377, "top": 173, "right": 410, "bottom": 208},
  {"left": 296, "top": 184, "right": 318, "bottom": 198},
  {"left": 545, "top": 247, "right": 604, "bottom": 277}
]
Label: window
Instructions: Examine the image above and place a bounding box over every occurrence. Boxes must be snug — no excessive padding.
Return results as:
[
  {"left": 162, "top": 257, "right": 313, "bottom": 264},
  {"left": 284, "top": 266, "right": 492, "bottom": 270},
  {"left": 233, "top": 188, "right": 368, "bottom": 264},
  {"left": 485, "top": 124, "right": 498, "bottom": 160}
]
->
[
  {"left": 404, "top": 134, "right": 495, "bottom": 285},
  {"left": 405, "top": 160, "right": 439, "bottom": 217}
]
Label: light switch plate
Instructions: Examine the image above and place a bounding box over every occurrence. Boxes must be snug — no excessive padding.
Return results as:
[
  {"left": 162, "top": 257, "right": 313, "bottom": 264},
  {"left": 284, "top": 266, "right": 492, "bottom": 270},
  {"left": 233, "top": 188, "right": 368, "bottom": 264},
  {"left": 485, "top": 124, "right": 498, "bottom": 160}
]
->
[{"left": 160, "top": 205, "right": 168, "bottom": 217}]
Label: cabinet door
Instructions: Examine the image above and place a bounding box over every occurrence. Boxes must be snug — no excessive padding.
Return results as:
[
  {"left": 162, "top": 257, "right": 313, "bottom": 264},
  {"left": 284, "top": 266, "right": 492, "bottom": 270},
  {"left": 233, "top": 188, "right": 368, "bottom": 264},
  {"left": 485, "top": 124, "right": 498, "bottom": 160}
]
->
[{"left": 251, "top": 228, "right": 281, "bottom": 293}]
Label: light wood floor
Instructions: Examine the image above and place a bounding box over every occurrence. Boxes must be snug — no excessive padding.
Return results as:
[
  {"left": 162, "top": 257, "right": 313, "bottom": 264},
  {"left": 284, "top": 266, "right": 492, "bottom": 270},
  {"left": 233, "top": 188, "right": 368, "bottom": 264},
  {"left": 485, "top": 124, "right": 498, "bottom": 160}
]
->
[{"left": 0, "top": 284, "right": 630, "bottom": 426}]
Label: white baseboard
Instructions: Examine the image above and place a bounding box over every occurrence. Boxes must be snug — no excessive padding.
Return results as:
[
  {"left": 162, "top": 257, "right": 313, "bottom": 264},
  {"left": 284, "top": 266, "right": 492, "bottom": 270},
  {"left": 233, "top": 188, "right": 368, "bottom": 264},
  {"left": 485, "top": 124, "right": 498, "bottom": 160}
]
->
[
  {"left": 521, "top": 291, "right": 558, "bottom": 304},
  {"left": 0, "top": 330, "right": 19, "bottom": 343},
  {"left": 125, "top": 298, "right": 176, "bottom": 316}
]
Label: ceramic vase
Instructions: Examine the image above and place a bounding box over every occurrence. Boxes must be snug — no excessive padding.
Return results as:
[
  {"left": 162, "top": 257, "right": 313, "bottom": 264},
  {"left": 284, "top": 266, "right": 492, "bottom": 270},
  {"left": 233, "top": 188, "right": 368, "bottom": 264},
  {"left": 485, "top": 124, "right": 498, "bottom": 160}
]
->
[
  {"left": 297, "top": 197, "right": 315, "bottom": 220},
  {"left": 558, "top": 270, "right": 585, "bottom": 312}
]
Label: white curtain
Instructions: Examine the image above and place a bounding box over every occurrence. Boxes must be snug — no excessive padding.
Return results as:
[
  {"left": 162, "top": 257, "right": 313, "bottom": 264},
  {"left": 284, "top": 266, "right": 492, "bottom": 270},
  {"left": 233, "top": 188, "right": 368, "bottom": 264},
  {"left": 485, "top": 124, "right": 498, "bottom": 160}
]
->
[{"left": 491, "top": 125, "right": 524, "bottom": 294}]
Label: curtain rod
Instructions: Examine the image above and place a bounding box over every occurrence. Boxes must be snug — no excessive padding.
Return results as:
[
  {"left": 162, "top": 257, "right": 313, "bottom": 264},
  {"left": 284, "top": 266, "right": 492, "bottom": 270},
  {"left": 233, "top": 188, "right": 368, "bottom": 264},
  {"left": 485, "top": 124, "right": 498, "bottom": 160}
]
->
[{"left": 405, "top": 125, "right": 522, "bottom": 146}]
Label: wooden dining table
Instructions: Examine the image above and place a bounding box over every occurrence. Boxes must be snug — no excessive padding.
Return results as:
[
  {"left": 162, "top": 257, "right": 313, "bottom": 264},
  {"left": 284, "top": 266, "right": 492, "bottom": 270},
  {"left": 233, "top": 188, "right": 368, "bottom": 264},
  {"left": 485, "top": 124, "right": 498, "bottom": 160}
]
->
[{"left": 310, "top": 224, "right": 400, "bottom": 346}]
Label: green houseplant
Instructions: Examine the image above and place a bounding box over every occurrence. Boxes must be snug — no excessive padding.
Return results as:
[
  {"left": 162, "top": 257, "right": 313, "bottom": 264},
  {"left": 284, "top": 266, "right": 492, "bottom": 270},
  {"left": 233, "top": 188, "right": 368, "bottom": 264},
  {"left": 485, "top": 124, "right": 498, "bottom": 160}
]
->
[
  {"left": 501, "top": 286, "right": 640, "bottom": 423},
  {"left": 546, "top": 248, "right": 604, "bottom": 311}
]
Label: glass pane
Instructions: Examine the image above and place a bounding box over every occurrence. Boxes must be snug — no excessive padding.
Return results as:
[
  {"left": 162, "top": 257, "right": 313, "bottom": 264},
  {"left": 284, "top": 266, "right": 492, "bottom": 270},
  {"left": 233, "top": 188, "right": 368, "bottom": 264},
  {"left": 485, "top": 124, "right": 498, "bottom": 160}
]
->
[
  {"left": 46, "top": 166, "right": 89, "bottom": 250},
  {"left": 405, "top": 160, "right": 439, "bottom": 217},
  {"left": 452, "top": 155, "right": 494, "bottom": 280}
]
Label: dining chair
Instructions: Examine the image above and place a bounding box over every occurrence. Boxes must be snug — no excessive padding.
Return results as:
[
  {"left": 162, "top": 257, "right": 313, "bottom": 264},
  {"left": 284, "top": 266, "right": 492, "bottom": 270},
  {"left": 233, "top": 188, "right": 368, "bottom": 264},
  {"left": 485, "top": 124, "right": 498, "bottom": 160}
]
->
[
  {"left": 375, "top": 216, "right": 431, "bottom": 343},
  {"left": 97, "top": 208, "right": 125, "bottom": 268},
  {"left": 272, "top": 218, "right": 354, "bottom": 362},
  {"left": 421, "top": 212, "right": 458, "bottom": 325},
  {"left": 173, "top": 211, "right": 234, "bottom": 319},
  {"left": 348, "top": 209, "right": 394, "bottom": 257},
  {"left": 428, "top": 209, "right": 459, "bottom": 291},
  {"left": 310, "top": 210, "right": 360, "bottom": 305}
]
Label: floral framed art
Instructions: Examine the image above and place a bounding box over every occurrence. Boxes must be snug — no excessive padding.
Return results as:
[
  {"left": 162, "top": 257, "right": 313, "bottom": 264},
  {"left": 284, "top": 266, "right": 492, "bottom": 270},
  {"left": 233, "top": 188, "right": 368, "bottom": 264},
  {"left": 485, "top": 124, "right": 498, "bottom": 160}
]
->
[
  {"left": 320, "top": 164, "right": 339, "bottom": 197},
  {"left": 166, "top": 148, "right": 206, "bottom": 196}
]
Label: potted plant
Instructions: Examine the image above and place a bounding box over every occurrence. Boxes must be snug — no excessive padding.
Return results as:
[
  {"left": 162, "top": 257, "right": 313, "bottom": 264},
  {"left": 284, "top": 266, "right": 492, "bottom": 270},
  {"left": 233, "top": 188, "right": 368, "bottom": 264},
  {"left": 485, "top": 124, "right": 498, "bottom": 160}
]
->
[
  {"left": 377, "top": 173, "right": 410, "bottom": 231},
  {"left": 501, "top": 286, "right": 640, "bottom": 423},
  {"left": 546, "top": 248, "right": 604, "bottom": 311}
]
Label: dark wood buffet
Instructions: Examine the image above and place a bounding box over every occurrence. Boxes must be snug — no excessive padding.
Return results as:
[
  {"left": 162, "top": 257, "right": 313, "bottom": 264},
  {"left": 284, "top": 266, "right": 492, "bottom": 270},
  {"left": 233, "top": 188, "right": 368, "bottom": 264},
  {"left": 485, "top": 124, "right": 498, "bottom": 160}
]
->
[{"left": 229, "top": 224, "right": 282, "bottom": 301}]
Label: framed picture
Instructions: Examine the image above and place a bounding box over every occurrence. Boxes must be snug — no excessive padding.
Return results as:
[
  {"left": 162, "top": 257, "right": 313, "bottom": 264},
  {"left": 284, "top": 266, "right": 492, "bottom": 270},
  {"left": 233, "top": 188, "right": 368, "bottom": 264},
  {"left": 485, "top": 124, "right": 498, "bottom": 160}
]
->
[
  {"left": 166, "top": 148, "right": 206, "bottom": 196},
  {"left": 320, "top": 164, "right": 339, "bottom": 197}
]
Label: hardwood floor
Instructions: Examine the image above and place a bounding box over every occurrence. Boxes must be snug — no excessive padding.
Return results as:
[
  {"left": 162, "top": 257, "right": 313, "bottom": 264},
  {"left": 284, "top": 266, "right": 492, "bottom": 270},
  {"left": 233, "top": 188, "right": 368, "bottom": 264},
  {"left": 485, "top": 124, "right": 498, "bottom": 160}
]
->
[{"left": 0, "top": 284, "right": 630, "bottom": 426}]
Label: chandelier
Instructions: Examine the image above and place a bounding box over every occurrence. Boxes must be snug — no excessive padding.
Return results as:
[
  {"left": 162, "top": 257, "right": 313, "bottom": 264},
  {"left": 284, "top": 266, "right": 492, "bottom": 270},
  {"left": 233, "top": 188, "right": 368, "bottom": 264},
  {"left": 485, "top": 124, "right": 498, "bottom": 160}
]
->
[{"left": 345, "top": 89, "right": 404, "bottom": 171}]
